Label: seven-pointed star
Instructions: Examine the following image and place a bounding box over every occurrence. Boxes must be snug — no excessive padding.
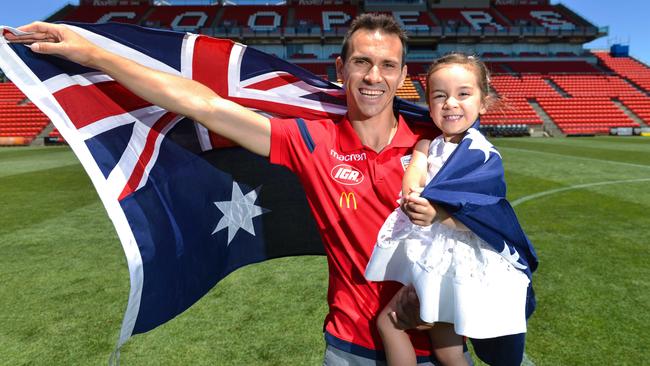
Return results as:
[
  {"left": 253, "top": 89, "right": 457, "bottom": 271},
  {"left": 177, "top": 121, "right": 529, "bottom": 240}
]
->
[
  {"left": 464, "top": 128, "right": 501, "bottom": 163},
  {"left": 212, "top": 182, "right": 270, "bottom": 245}
]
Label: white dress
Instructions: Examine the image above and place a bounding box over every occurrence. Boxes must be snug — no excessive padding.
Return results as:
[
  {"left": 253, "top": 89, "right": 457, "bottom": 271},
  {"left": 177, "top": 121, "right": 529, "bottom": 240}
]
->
[{"left": 365, "top": 136, "right": 530, "bottom": 339}]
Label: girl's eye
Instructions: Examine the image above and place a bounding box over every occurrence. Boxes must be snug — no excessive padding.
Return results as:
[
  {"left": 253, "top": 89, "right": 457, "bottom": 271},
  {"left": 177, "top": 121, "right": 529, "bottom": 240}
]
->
[{"left": 433, "top": 94, "right": 445, "bottom": 99}]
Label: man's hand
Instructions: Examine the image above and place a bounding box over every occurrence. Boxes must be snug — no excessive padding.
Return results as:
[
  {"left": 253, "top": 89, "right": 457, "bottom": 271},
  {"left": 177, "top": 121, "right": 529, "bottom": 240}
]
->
[
  {"left": 401, "top": 191, "right": 436, "bottom": 226},
  {"left": 388, "top": 286, "right": 433, "bottom": 331},
  {"left": 5, "top": 22, "right": 100, "bottom": 67}
]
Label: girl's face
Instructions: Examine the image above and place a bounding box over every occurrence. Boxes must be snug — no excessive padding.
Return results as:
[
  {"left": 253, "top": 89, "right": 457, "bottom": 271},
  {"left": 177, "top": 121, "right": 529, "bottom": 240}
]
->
[{"left": 428, "top": 64, "right": 486, "bottom": 143}]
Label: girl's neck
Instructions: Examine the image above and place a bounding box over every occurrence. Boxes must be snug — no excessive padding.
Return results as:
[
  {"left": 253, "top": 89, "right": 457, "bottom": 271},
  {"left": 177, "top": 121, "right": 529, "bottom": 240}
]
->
[{"left": 442, "top": 133, "right": 464, "bottom": 144}]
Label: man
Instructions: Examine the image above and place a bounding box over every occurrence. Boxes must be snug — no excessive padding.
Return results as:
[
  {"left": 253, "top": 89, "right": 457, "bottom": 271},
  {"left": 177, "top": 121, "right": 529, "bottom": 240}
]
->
[{"left": 9, "top": 14, "right": 458, "bottom": 364}]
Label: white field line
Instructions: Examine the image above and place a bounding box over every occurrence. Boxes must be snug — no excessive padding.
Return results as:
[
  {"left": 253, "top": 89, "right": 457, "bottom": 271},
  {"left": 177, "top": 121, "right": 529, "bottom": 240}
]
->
[
  {"left": 499, "top": 146, "right": 650, "bottom": 170},
  {"left": 512, "top": 178, "right": 650, "bottom": 207}
]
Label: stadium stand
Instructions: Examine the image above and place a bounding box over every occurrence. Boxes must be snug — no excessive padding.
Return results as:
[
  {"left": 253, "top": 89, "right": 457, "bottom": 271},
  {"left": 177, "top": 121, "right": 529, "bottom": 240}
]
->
[
  {"left": 142, "top": 5, "right": 220, "bottom": 31},
  {"left": 396, "top": 76, "right": 421, "bottom": 102},
  {"left": 493, "top": 4, "right": 579, "bottom": 29},
  {"left": 503, "top": 61, "right": 601, "bottom": 74},
  {"left": 0, "top": 83, "right": 50, "bottom": 144},
  {"left": 593, "top": 51, "right": 650, "bottom": 91},
  {"left": 60, "top": 5, "right": 150, "bottom": 24},
  {"left": 618, "top": 96, "right": 650, "bottom": 122},
  {"left": 293, "top": 5, "right": 358, "bottom": 32},
  {"left": 537, "top": 97, "right": 639, "bottom": 134},
  {"left": 433, "top": 8, "right": 507, "bottom": 31},
  {"left": 550, "top": 74, "right": 645, "bottom": 98},
  {"left": 2, "top": 0, "right": 649, "bottom": 145}
]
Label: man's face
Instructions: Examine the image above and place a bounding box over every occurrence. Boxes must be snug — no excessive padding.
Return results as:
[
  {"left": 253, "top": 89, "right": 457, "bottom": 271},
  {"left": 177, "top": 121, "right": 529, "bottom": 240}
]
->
[{"left": 336, "top": 29, "right": 406, "bottom": 122}]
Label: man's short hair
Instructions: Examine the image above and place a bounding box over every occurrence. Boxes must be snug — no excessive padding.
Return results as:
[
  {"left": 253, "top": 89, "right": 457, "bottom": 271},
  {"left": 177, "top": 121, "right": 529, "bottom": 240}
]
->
[{"left": 340, "top": 13, "right": 408, "bottom": 66}]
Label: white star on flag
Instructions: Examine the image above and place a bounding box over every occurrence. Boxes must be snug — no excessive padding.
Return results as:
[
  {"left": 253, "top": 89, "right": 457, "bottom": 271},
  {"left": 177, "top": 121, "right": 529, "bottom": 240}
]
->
[
  {"left": 464, "top": 128, "right": 501, "bottom": 163},
  {"left": 212, "top": 182, "right": 271, "bottom": 245},
  {"left": 499, "top": 242, "right": 528, "bottom": 270}
]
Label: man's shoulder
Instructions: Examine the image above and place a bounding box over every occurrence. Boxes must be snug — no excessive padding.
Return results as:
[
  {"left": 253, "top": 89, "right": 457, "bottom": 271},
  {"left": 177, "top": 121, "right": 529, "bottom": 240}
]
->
[{"left": 407, "top": 120, "right": 440, "bottom": 140}]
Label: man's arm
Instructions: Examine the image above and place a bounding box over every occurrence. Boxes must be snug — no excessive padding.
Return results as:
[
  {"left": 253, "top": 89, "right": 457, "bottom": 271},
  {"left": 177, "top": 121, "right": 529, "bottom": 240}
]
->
[{"left": 7, "top": 22, "right": 271, "bottom": 156}]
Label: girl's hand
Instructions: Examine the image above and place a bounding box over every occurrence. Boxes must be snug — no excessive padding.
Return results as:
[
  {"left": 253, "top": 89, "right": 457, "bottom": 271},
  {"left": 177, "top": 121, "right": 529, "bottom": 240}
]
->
[
  {"left": 401, "top": 192, "right": 436, "bottom": 226},
  {"left": 5, "top": 22, "right": 100, "bottom": 67}
]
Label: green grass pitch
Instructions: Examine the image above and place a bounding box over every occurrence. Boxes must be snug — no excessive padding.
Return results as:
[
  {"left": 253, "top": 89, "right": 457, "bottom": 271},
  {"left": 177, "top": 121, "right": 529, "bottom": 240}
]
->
[{"left": 1, "top": 136, "right": 648, "bottom": 365}]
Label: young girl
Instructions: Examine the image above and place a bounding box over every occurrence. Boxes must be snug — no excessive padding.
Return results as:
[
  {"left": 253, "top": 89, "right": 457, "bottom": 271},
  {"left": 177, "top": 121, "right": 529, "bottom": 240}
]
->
[{"left": 365, "top": 53, "right": 531, "bottom": 365}]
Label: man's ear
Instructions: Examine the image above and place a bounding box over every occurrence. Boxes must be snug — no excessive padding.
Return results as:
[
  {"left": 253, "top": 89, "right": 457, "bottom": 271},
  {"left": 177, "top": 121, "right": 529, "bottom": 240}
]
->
[
  {"left": 335, "top": 56, "right": 344, "bottom": 83},
  {"left": 398, "top": 64, "right": 407, "bottom": 89}
]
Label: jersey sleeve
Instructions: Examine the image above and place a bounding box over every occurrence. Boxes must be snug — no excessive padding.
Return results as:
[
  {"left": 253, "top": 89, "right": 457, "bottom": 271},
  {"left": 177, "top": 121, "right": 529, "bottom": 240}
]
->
[{"left": 269, "top": 117, "right": 322, "bottom": 173}]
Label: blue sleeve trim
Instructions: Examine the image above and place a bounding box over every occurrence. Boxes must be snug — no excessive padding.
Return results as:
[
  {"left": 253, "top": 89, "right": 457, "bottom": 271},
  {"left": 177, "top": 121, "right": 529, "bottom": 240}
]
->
[{"left": 295, "top": 118, "right": 315, "bottom": 153}]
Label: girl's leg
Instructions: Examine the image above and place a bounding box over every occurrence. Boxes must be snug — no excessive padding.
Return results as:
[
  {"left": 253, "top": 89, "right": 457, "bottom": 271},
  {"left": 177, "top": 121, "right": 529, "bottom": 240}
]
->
[
  {"left": 428, "top": 323, "right": 468, "bottom": 366},
  {"left": 378, "top": 288, "right": 417, "bottom": 366}
]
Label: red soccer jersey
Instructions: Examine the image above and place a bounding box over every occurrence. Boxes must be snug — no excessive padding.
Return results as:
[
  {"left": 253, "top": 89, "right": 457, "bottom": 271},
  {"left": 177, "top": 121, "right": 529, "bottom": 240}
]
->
[{"left": 269, "top": 114, "right": 435, "bottom": 357}]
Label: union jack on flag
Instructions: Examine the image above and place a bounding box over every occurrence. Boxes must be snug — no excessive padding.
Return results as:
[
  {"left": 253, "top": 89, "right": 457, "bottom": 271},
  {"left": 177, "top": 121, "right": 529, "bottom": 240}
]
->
[{"left": 0, "top": 21, "right": 432, "bottom": 349}]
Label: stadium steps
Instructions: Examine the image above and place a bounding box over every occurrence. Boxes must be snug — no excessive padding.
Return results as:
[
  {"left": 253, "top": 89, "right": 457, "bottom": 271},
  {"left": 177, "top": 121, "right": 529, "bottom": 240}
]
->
[
  {"left": 543, "top": 78, "right": 570, "bottom": 97},
  {"left": 29, "top": 123, "right": 56, "bottom": 146},
  {"left": 620, "top": 78, "right": 650, "bottom": 97},
  {"left": 612, "top": 99, "right": 648, "bottom": 127},
  {"left": 529, "top": 99, "right": 564, "bottom": 136},
  {"left": 413, "top": 78, "right": 426, "bottom": 101},
  {"left": 499, "top": 64, "right": 517, "bottom": 76}
]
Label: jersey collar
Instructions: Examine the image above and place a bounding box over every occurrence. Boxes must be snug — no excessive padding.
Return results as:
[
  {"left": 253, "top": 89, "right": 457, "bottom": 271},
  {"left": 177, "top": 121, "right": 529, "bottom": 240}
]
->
[{"left": 338, "top": 114, "right": 419, "bottom": 153}]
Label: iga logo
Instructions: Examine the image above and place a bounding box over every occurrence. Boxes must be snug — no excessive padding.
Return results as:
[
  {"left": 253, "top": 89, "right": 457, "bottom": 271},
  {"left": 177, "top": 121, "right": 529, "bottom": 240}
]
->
[{"left": 331, "top": 164, "right": 364, "bottom": 185}]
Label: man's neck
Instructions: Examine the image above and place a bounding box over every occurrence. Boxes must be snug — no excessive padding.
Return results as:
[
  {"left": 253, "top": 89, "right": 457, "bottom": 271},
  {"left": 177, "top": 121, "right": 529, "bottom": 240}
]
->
[{"left": 349, "top": 112, "right": 399, "bottom": 153}]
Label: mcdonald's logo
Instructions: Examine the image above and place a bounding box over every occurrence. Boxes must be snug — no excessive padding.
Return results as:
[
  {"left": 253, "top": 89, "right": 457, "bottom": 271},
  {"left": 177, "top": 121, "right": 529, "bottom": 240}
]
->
[{"left": 339, "top": 191, "right": 357, "bottom": 210}]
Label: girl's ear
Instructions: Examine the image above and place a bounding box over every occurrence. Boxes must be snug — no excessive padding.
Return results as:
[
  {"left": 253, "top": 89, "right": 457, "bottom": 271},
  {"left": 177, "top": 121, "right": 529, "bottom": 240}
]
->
[{"left": 479, "top": 94, "right": 490, "bottom": 115}]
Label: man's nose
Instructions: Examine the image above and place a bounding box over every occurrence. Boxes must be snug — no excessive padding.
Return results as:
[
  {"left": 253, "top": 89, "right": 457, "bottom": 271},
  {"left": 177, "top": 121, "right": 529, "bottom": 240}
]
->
[{"left": 364, "top": 64, "right": 383, "bottom": 83}]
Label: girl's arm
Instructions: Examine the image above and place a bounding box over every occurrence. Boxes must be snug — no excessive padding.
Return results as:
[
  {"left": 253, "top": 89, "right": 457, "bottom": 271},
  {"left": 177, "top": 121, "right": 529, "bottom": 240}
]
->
[
  {"left": 402, "top": 139, "right": 468, "bottom": 231},
  {"left": 402, "top": 139, "right": 430, "bottom": 198}
]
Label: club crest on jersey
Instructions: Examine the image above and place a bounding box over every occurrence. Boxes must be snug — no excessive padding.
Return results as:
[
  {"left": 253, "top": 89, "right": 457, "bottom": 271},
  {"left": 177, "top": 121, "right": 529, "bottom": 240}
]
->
[
  {"left": 331, "top": 164, "right": 364, "bottom": 185},
  {"left": 400, "top": 154, "right": 412, "bottom": 171}
]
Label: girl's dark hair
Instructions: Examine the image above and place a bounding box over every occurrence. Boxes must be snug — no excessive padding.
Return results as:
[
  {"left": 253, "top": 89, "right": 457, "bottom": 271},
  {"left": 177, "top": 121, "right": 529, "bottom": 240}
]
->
[
  {"left": 425, "top": 53, "right": 500, "bottom": 110},
  {"left": 340, "top": 13, "right": 408, "bottom": 66}
]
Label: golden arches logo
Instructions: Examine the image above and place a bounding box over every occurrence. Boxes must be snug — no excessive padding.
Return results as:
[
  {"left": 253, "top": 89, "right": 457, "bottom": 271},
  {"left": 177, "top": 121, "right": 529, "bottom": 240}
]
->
[{"left": 339, "top": 192, "right": 357, "bottom": 210}]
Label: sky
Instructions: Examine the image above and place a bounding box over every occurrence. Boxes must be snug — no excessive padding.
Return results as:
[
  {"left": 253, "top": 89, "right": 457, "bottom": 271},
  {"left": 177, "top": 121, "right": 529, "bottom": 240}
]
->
[{"left": 0, "top": 1, "right": 648, "bottom": 65}]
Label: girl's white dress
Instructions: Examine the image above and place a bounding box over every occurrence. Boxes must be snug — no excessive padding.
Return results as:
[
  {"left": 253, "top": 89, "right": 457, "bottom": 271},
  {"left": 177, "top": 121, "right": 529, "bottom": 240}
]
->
[{"left": 365, "top": 136, "right": 530, "bottom": 339}]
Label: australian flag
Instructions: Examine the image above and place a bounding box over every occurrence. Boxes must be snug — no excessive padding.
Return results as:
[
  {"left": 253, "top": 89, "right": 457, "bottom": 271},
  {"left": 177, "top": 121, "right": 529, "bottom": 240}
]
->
[
  {"left": 0, "top": 22, "right": 535, "bottom": 364},
  {"left": 0, "top": 22, "right": 433, "bottom": 348},
  {"left": 421, "top": 122, "right": 538, "bottom": 365}
]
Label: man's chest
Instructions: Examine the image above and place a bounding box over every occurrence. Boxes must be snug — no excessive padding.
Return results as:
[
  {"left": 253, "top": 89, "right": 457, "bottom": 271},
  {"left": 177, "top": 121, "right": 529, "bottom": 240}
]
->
[{"left": 311, "top": 146, "right": 412, "bottom": 214}]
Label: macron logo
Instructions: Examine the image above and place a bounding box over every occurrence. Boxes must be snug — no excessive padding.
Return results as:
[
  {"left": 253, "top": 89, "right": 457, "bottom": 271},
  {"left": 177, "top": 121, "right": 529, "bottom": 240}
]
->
[{"left": 331, "top": 164, "right": 364, "bottom": 186}]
